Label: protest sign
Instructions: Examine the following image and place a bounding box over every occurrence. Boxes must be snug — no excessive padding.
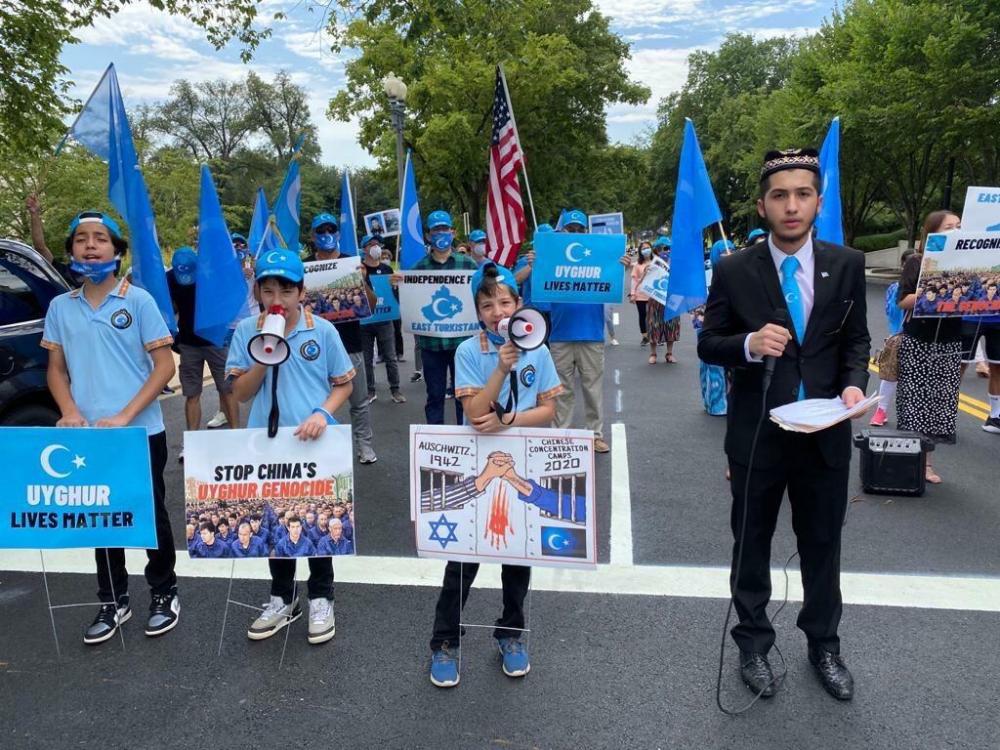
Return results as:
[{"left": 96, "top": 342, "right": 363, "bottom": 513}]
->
[
  {"left": 409, "top": 425, "right": 597, "bottom": 569},
  {"left": 914, "top": 232, "right": 1000, "bottom": 317},
  {"left": 398, "top": 270, "right": 479, "bottom": 338},
  {"left": 360, "top": 274, "right": 400, "bottom": 325},
  {"left": 183, "top": 426, "right": 356, "bottom": 558},
  {"left": 588, "top": 212, "right": 624, "bottom": 235},
  {"left": 0, "top": 427, "right": 156, "bottom": 550},
  {"left": 531, "top": 232, "right": 627, "bottom": 305},
  {"left": 364, "top": 209, "right": 401, "bottom": 238},
  {"left": 961, "top": 187, "right": 1000, "bottom": 232},
  {"left": 303, "top": 257, "right": 371, "bottom": 323},
  {"left": 638, "top": 256, "right": 670, "bottom": 306}
]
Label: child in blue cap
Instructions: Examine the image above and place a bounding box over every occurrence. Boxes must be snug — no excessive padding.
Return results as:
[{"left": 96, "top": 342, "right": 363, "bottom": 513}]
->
[
  {"left": 427, "top": 262, "right": 563, "bottom": 688},
  {"left": 42, "top": 211, "right": 180, "bottom": 644},
  {"left": 225, "top": 249, "right": 356, "bottom": 645}
]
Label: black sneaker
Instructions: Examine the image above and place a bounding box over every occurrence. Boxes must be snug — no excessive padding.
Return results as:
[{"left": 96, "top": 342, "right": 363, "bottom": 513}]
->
[
  {"left": 410, "top": 371, "right": 423, "bottom": 383},
  {"left": 83, "top": 600, "right": 131, "bottom": 645},
  {"left": 983, "top": 417, "right": 1000, "bottom": 434},
  {"left": 145, "top": 590, "right": 180, "bottom": 637},
  {"left": 444, "top": 389, "right": 455, "bottom": 400}
]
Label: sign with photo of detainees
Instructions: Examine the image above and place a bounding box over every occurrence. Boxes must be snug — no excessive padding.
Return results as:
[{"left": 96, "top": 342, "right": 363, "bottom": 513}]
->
[
  {"left": 303, "top": 257, "right": 372, "bottom": 323},
  {"left": 0, "top": 426, "right": 156, "bottom": 550},
  {"left": 409, "top": 425, "right": 597, "bottom": 569},
  {"left": 914, "top": 231, "right": 1000, "bottom": 318},
  {"left": 184, "top": 427, "right": 356, "bottom": 559}
]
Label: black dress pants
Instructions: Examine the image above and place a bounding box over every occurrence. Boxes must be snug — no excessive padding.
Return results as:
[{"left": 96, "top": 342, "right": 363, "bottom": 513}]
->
[
  {"left": 429, "top": 561, "right": 531, "bottom": 650},
  {"left": 96, "top": 431, "right": 176, "bottom": 603},
  {"left": 728, "top": 434, "right": 849, "bottom": 655}
]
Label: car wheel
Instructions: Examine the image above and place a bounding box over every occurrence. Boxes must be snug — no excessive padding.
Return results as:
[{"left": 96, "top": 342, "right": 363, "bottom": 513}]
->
[{"left": 1, "top": 404, "right": 61, "bottom": 427}]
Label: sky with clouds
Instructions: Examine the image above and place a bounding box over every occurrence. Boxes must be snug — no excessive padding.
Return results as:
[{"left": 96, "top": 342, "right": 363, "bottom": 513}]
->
[{"left": 59, "top": 0, "right": 835, "bottom": 168}]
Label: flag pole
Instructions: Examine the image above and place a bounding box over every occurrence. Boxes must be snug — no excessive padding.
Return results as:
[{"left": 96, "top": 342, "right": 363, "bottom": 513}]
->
[
  {"left": 716, "top": 221, "right": 729, "bottom": 246},
  {"left": 498, "top": 65, "right": 538, "bottom": 231}
]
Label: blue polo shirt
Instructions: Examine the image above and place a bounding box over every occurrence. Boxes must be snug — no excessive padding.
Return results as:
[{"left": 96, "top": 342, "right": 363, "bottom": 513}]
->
[
  {"left": 226, "top": 307, "right": 355, "bottom": 428},
  {"left": 41, "top": 278, "right": 173, "bottom": 435},
  {"left": 536, "top": 302, "right": 605, "bottom": 343},
  {"left": 454, "top": 332, "right": 563, "bottom": 421}
]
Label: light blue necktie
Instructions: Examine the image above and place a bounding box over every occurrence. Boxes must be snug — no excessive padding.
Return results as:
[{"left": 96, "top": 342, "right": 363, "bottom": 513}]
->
[{"left": 780, "top": 255, "right": 806, "bottom": 400}]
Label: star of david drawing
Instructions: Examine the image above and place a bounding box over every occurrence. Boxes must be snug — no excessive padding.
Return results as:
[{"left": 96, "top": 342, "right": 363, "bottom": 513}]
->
[{"left": 428, "top": 514, "right": 459, "bottom": 549}]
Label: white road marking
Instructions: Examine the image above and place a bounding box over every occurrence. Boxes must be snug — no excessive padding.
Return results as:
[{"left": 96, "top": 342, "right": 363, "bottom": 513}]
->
[
  {"left": 610, "top": 422, "right": 633, "bottom": 566},
  {"left": 2, "top": 549, "right": 998, "bottom": 612}
]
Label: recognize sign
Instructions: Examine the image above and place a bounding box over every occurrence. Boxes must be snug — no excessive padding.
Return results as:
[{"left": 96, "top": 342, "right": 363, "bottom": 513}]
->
[
  {"left": 409, "top": 425, "right": 597, "bottom": 569},
  {"left": 303, "top": 257, "right": 372, "bottom": 323},
  {"left": 398, "top": 270, "right": 479, "bottom": 338},
  {"left": 0, "top": 427, "right": 156, "bottom": 550},
  {"left": 914, "top": 232, "right": 1000, "bottom": 317},
  {"left": 531, "top": 232, "right": 627, "bottom": 304}
]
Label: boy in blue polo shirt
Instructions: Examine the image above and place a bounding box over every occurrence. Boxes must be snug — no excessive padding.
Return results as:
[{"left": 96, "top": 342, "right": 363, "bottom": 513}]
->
[
  {"left": 226, "top": 250, "right": 354, "bottom": 646},
  {"left": 427, "top": 262, "right": 563, "bottom": 688},
  {"left": 42, "top": 211, "right": 179, "bottom": 644}
]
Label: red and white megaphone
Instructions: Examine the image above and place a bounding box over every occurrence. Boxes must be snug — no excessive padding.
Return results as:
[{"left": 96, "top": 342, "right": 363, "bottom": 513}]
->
[
  {"left": 495, "top": 306, "right": 549, "bottom": 351},
  {"left": 248, "top": 305, "right": 290, "bottom": 365}
]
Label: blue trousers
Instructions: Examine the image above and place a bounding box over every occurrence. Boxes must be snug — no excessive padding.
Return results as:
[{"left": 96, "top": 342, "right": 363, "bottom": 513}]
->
[{"left": 420, "top": 347, "right": 463, "bottom": 425}]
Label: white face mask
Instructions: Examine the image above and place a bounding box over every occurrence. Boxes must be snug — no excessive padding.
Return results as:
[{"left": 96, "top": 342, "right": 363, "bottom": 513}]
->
[{"left": 367, "top": 245, "right": 383, "bottom": 261}]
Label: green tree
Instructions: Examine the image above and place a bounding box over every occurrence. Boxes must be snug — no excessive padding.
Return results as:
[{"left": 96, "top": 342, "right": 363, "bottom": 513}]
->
[
  {"left": 326, "top": 0, "right": 649, "bottom": 227},
  {"left": 153, "top": 79, "right": 256, "bottom": 161}
]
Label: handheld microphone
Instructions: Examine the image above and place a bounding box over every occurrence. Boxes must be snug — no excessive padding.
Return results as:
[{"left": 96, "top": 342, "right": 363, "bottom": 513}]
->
[{"left": 762, "top": 309, "right": 788, "bottom": 394}]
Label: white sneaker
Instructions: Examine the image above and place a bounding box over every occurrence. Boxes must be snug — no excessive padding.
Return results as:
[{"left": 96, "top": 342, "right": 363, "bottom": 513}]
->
[
  {"left": 307, "top": 598, "right": 336, "bottom": 644},
  {"left": 610, "top": 338, "right": 619, "bottom": 346},
  {"left": 247, "top": 595, "right": 301, "bottom": 640},
  {"left": 207, "top": 410, "right": 228, "bottom": 428}
]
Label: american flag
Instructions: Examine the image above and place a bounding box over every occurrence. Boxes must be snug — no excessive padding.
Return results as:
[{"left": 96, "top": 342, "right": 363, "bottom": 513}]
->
[{"left": 485, "top": 67, "right": 526, "bottom": 268}]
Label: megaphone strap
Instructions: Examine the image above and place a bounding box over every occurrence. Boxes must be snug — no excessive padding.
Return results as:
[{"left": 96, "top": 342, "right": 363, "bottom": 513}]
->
[
  {"left": 493, "top": 369, "right": 519, "bottom": 425},
  {"left": 267, "top": 366, "right": 281, "bottom": 438}
]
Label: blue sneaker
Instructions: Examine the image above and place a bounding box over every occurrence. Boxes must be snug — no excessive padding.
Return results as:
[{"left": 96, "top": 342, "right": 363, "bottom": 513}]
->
[
  {"left": 430, "top": 643, "right": 460, "bottom": 688},
  {"left": 497, "top": 637, "right": 530, "bottom": 677}
]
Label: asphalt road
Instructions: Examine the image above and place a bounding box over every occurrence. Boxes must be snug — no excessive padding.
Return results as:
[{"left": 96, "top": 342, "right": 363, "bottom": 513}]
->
[{"left": 1, "top": 280, "right": 997, "bottom": 750}]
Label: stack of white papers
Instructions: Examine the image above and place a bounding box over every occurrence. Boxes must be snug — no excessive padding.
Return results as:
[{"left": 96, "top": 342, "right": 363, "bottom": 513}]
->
[{"left": 769, "top": 394, "right": 879, "bottom": 433}]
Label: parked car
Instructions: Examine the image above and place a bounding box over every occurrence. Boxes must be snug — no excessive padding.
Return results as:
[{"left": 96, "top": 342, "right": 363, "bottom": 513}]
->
[{"left": 0, "top": 238, "right": 71, "bottom": 425}]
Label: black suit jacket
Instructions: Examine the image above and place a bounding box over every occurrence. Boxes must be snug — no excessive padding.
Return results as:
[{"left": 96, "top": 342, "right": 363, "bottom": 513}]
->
[{"left": 697, "top": 239, "right": 870, "bottom": 469}]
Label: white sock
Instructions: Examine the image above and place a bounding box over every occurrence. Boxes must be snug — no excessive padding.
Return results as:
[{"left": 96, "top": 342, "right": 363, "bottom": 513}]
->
[
  {"left": 990, "top": 394, "right": 1000, "bottom": 418},
  {"left": 877, "top": 380, "right": 896, "bottom": 411}
]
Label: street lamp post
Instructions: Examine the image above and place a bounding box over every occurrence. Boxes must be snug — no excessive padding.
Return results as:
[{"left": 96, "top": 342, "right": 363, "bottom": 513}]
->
[{"left": 382, "top": 72, "right": 408, "bottom": 196}]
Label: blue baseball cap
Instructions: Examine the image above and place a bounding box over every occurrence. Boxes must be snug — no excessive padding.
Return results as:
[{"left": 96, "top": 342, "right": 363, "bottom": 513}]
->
[
  {"left": 469, "top": 229, "right": 487, "bottom": 243},
  {"left": 230, "top": 232, "right": 247, "bottom": 244},
  {"left": 427, "top": 210, "right": 453, "bottom": 230},
  {"left": 255, "top": 249, "right": 305, "bottom": 283},
  {"left": 470, "top": 261, "right": 519, "bottom": 300},
  {"left": 68, "top": 211, "right": 122, "bottom": 240},
  {"left": 711, "top": 239, "right": 736, "bottom": 253},
  {"left": 360, "top": 234, "right": 380, "bottom": 248},
  {"left": 654, "top": 235, "right": 672, "bottom": 248},
  {"left": 171, "top": 246, "right": 197, "bottom": 270},
  {"left": 536, "top": 223, "right": 554, "bottom": 233},
  {"left": 310, "top": 213, "right": 339, "bottom": 232},
  {"left": 747, "top": 228, "right": 767, "bottom": 241},
  {"left": 564, "top": 209, "right": 587, "bottom": 229}
]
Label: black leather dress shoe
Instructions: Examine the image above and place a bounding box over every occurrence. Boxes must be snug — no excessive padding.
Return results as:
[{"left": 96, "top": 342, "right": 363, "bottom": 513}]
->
[
  {"left": 809, "top": 647, "right": 854, "bottom": 700},
  {"left": 740, "top": 651, "right": 779, "bottom": 698}
]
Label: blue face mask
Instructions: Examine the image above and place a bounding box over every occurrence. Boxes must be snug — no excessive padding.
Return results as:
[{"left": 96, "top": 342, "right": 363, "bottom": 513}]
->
[
  {"left": 173, "top": 264, "right": 196, "bottom": 286},
  {"left": 315, "top": 232, "right": 338, "bottom": 251},
  {"left": 69, "top": 259, "right": 118, "bottom": 284},
  {"left": 432, "top": 232, "right": 453, "bottom": 251},
  {"left": 484, "top": 326, "right": 506, "bottom": 347},
  {"left": 641, "top": 247, "right": 652, "bottom": 257}
]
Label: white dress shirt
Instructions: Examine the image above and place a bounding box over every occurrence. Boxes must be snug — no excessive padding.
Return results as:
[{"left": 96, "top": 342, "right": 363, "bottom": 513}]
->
[{"left": 743, "top": 234, "right": 816, "bottom": 362}]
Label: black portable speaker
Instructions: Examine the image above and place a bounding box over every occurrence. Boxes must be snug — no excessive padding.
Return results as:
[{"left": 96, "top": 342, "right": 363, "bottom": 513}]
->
[{"left": 852, "top": 429, "right": 935, "bottom": 497}]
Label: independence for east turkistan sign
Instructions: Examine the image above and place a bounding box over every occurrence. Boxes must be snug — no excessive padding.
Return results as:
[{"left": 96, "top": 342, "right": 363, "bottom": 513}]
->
[
  {"left": 398, "top": 270, "right": 480, "bottom": 338},
  {"left": 530, "top": 232, "right": 627, "bottom": 304},
  {"left": 0, "top": 426, "right": 156, "bottom": 549}
]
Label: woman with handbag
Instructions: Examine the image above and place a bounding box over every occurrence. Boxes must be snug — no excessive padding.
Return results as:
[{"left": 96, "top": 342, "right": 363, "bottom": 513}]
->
[{"left": 895, "top": 212, "right": 963, "bottom": 484}]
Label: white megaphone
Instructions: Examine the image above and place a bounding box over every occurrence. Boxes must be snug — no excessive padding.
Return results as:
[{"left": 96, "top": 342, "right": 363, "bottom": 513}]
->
[
  {"left": 495, "top": 306, "right": 549, "bottom": 351},
  {"left": 248, "top": 305, "right": 290, "bottom": 365}
]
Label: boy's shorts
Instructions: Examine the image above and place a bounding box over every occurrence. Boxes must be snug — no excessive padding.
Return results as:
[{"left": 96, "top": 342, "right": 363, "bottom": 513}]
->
[
  {"left": 960, "top": 322, "right": 1000, "bottom": 364},
  {"left": 178, "top": 344, "right": 230, "bottom": 397}
]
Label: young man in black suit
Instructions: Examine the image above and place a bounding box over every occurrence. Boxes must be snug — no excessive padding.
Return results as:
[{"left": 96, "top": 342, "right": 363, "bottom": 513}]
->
[{"left": 698, "top": 149, "right": 871, "bottom": 701}]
